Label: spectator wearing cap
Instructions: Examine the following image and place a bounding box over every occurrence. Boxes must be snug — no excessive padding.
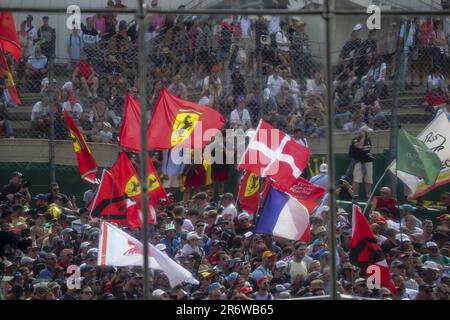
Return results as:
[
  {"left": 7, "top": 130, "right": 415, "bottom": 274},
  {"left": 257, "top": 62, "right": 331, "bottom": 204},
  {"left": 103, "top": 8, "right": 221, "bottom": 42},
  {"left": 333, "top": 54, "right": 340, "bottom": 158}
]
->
[
  {"left": 399, "top": 204, "right": 422, "bottom": 228},
  {"left": 179, "top": 231, "right": 204, "bottom": 259},
  {"left": 235, "top": 212, "right": 252, "bottom": 236},
  {"left": 192, "top": 192, "right": 208, "bottom": 216},
  {"left": 340, "top": 23, "right": 363, "bottom": 63},
  {"left": 32, "top": 282, "right": 51, "bottom": 300},
  {"left": 207, "top": 282, "right": 224, "bottom": 300},
  {"left": 33, "top": 193, "right": 49, "bottom": 214},
  {"left": 309, "top": 163, "right": 329, "bottom": 190},
  {"left": 218, "top": 192, "right": 236, "bottom": 217},
  {"left": 251, "top": 250, "right": 275, "bottom": 282},
  {"left": 421, "top": 241, "right": 449, "bottom": 267},
  {"left": 271, "top": 260, "right": 290, "bottom": 285},
  {"left": 152, "top": 288, "right": 169, "bottom": 300},
  {"left": 38, "top": 252, "right": 57, "bottom": 280},
  {"left": 161, "top": 223, "right": 180, "bottom": 258},
  {"left": 354, "top": 277, "right": 370, "bottom": 297},
  {"left": 254, "top": 275, "right": 273, "bottom": 300},
  {"left": 123, "top": 272, "right": 143, "bottom": 300}
]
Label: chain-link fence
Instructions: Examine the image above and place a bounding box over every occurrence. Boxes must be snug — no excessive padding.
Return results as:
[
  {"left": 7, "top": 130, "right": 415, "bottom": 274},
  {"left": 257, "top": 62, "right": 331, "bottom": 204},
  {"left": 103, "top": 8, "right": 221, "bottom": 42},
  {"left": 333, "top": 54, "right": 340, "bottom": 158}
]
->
[{"left": 1, "top": 6, "right": 449, "bottom": 202}]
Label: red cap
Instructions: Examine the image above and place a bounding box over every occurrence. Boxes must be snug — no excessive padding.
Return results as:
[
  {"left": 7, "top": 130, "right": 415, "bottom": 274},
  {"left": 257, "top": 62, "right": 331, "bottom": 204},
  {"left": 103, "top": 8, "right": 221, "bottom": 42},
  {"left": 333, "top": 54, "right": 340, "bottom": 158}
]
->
[
  {"left": 240, "top": 286, "right": 253, "bottom": 294},
  {"left": 211, "top": 65, "right": 219, "bottom": 73},
  {"left": 257, "top": 275, "right": 269, "bottom": 287}
]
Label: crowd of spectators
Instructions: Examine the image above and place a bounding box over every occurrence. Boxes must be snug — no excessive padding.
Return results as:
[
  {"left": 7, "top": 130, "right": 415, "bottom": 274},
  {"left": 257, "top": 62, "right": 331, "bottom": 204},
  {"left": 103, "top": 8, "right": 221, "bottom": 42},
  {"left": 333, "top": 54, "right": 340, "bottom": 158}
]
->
[
  {"left": 2, "top": 4, "right": 450, "bottom": 141},
  {"left": 0, "top": 2, "right": 450, "bottom": 301},
  {"left": 0, "top": 169, "right": 449, "bottom": 300}
]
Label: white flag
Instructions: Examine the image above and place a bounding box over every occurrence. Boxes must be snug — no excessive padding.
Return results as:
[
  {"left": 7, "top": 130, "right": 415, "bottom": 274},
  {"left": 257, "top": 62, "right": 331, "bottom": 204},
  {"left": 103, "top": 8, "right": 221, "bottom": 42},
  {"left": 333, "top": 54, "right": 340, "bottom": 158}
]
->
[
  {"left": 389, "top": 111, "right": 450, "bottom": 198},
  {"left": 97, "top": 221, "right": 198, "bottom": 287}
]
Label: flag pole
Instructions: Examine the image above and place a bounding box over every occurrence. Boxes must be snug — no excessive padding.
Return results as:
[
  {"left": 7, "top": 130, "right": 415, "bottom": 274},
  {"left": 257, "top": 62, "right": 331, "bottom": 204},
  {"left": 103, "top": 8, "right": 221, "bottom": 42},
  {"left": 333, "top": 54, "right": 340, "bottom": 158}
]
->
[
  {"left": 137, "top": 0, "right": 150, "bottom": 300},
  {"left": 324, "top": 0, "right": 339, "bottom": 300},
  {"left": 363, "top": 166, "right": 390, "bottom": 216}
]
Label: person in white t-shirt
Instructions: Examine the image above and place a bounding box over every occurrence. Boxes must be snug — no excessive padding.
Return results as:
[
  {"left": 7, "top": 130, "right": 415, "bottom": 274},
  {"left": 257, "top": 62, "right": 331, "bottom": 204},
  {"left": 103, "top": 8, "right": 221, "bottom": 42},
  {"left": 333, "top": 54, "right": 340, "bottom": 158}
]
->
[
  {"left": 25, "top": 15, "right": 37, "bottom": 58},
  {"left": 62, "top": 96, "right": 83, "bottom": 119},
  {"left": 229, "top": 96, "right": 252, "bottom": 130},
  {"left": 275, "top": 22, "right": 290, "bottom": 66},
  {"left": 306, "top": 73, "right": 326, "bottom": 104},
  {"left": 31, "top": 95, "right": 51, "bottom": 136},
  {"left": 267, "top": 67, "right": 284, "bottom": 98}
]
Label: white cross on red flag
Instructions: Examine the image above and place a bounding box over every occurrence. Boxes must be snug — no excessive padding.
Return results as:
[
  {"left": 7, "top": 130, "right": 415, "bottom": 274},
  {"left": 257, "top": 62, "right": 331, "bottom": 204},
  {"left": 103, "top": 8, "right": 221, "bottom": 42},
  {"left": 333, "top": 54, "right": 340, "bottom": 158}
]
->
[{"left": 238, "top": 120, "right": 310, "bottom": 190}]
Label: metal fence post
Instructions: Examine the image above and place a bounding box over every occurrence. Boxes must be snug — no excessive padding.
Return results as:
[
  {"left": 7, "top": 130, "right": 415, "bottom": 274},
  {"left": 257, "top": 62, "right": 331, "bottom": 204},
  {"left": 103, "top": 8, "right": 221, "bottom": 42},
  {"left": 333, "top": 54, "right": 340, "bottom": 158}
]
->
[
  {"left": 324, "top": 0, "right": 339, "bottom": 301},
  {"left": 137, "top": 0, "right": 150, "bottom": 301},
  {"left": 48, "top": 59, "right": 56, "bottom": 184}
]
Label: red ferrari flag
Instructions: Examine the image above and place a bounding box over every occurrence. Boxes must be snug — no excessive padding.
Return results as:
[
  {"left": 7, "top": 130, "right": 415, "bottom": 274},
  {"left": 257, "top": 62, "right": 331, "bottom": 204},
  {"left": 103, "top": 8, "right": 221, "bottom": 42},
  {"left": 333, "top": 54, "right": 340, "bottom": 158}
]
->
[
  {"left": 0, "top": 51, "right": 21, "bottom": 106},
  {"left": 147, "top": 87, "right": 225, "bottom": 149},
  {"left": 238, "top": 171, "right": 260, "bottom": 214},
  {"left": 118, "top": 94, "right": 142, "bottom": 152},
  {"left": 350, "top": 205, "right": 397, "bottom": 295},
  {"left": 64, "top": 111, "right": 98, "bottom": 183},
  {"left": 273, "top": 177, "right": 325, "bottom": 202},
  {"left": 89, "top": 169, "right": 128, "bottom": 225},
  {"left": 146, "top": 155, "right": 170, "bottom": 206},
  {"left": 110, "top": 152, "right": 165, "bottom": 224},
  {"left": 0, "top": 12, "right": 21, "bottom": 61},
  {"left": 238, "top": 120, "right": 310, "bottom": 191}
]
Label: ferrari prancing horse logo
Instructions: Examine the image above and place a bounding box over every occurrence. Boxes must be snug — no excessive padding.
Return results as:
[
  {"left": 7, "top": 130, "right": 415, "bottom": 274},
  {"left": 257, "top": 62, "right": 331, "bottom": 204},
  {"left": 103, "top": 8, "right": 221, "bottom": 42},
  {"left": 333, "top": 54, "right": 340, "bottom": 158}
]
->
[
  {"left": 124, "top": 173, "right": 160, "bottom": 197},
  {"left": 171, "top": 109, "right": 201, "bottom": 147},
  {"left": 244, "top": 173, "right": 260, "bottom": 197}
]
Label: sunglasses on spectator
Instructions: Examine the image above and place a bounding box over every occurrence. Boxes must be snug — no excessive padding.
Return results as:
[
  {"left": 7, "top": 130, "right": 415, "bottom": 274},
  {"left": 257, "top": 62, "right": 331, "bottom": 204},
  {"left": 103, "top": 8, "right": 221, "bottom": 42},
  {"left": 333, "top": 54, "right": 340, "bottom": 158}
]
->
[
  {"left": 53, "top": 188, "right": 60, "bottom": 192},
  {"left": 196, "top": 224, "right": 205, "bottom": 228}
]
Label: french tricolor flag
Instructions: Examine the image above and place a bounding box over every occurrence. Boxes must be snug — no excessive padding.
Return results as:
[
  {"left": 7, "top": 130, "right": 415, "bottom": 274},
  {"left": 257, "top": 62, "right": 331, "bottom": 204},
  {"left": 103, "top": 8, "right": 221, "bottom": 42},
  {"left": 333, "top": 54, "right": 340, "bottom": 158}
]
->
[{"left": 255, "top": 186, "right": 312, "bottom": 241}]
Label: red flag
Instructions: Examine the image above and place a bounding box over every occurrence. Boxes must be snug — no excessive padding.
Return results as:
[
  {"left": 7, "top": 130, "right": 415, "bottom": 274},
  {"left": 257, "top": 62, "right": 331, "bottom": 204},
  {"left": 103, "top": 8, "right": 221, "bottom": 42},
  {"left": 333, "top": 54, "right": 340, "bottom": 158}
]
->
[
  {"left": 273, "top": 177, "right": 325, "bottom": 202},
  {"left": 89, "top": 170, "right": 129, "bottom": 226},
  {"left": 110, "top": 152, "right": 165, "bottom": 225},
  {"left": 64, "top": 111, "right": 98, "bottom": 183},
  {"left": 146, "top": 155, "right": 170, "bottom": 206},
  {"left": 238, "top": 120, "right": 310, "bottom": 190},
  {"left": 118, "top": 94, "right": 142, "bottom": 152},
  {"left": 350, "top": 205, "right": 397, "bottom": 295},
  {"left": 0, "top": 12, "right": 21, "bottom": 61},
  {"left": 147, "top": 87, "right": 225, "bottom": 149},
  {"left": 238, "top": 171, "right": 260, "bottom": 214},
  {"left": 0, "top": 51, "right": 20, "bottom": 106}
]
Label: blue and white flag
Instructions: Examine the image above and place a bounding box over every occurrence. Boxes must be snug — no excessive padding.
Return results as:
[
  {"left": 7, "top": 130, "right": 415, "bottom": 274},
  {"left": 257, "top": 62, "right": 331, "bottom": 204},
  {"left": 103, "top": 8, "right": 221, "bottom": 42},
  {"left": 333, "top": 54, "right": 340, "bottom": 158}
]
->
[{"left": 255, "top": 186, "right": 311, "bottom": 241}]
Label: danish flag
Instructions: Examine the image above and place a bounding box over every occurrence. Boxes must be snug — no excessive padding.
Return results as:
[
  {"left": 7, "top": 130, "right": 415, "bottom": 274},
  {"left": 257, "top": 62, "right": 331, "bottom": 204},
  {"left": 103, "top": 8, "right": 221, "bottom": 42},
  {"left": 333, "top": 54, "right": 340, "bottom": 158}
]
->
[{"left": 238, "top": 120, "right": 310, "bottom": 190}]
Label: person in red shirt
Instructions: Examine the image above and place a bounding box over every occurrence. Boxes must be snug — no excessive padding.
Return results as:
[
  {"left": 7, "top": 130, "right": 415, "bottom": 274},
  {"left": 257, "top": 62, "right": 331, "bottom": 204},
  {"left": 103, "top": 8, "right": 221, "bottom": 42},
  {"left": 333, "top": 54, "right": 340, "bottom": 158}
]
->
[
  {"left": 72, "top": 52, "right": 99, "bottom": 98},
  {"left": 371, "top": 186, "right": 399, "bottom": 218}
]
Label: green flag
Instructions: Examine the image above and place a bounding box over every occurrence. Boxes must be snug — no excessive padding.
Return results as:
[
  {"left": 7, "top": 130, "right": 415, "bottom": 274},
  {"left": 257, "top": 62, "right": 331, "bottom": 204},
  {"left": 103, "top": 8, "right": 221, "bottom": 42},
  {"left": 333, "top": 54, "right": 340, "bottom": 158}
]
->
[{"left": 397, "top": 128, "right": 442, "bottom": 185}]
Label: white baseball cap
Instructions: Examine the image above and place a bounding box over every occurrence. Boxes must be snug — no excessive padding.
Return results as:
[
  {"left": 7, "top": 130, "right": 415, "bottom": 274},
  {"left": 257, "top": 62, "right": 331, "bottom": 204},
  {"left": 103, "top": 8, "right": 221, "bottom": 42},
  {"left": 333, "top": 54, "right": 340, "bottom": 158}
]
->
[
  {"left": 275, "top": 260, "right": 287, "bottom": 269},
  {"left": 319, "top": 163, "right": 328, "bottom": 173},
  {"left": 352, "top": 23, "right": 363, "bottom": 31}
]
